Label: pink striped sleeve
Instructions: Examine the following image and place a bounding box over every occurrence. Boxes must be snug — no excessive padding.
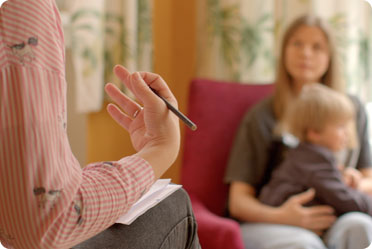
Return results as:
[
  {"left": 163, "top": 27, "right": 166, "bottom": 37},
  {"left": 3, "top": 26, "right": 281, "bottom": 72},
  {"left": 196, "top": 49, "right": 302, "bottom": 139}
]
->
[{"left": 0, "top": 1, "right": 155, "bottom": 248}]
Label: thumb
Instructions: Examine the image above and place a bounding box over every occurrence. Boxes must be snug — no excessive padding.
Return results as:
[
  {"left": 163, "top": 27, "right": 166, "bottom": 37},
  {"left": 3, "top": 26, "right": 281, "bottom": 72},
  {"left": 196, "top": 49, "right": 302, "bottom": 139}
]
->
[{"left": 289, "top": 188, "right": 315, "bottom": 205}]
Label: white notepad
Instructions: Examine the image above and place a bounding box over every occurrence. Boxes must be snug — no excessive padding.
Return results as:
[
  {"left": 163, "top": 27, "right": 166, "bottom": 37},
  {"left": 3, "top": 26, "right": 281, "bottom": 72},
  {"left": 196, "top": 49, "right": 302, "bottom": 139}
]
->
[{"left": 116, "top": 179, "right": 182, "bottom": 225}]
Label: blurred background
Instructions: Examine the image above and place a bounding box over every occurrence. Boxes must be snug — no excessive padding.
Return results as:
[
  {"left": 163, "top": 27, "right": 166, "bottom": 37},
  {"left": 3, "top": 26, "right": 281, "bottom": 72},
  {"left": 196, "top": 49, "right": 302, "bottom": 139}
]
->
[{"left": 57, "top": 0, "right": 372, "bottom": 183}]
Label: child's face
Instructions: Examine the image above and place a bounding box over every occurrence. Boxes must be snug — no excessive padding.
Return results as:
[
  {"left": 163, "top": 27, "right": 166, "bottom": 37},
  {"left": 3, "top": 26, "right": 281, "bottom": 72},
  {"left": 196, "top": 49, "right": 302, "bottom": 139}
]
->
[{"left": 311, "top": 121, "right": 349, "bottom": 152}]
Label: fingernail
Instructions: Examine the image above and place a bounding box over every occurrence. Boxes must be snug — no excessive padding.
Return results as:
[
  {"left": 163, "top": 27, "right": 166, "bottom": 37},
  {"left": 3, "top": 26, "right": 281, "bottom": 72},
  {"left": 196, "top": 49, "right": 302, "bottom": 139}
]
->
[{"left": 113, "top": 65, "right": 120, "bottom": 72}]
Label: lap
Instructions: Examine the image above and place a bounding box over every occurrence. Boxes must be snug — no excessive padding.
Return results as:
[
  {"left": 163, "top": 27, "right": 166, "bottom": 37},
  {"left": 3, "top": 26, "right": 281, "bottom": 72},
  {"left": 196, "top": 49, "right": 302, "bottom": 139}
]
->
[
  {"left": 324, "top": 212, "right": 372, "bottom": 249},
  {"left": 240, "top": 223, "right": 326, "bottom": 249},
  {"left": 241, "top": 212, "right": 372, "bottom": 249},
  {"left": 71, "top": 188, "right": 200, "bottom": 249}
]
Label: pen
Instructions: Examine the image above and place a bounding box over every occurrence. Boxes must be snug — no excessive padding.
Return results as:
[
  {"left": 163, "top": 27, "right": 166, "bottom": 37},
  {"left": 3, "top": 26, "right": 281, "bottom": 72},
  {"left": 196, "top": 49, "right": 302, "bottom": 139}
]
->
[{"left": 151, "top": 88, "right": 197, "bottom": 131}]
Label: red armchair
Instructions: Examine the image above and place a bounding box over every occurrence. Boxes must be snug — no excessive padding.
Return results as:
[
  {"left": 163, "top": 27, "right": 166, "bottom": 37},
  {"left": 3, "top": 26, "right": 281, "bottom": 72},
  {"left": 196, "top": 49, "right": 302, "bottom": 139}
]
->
[{"left": 181, "top": 78, "right": 274, "bottom": 249}]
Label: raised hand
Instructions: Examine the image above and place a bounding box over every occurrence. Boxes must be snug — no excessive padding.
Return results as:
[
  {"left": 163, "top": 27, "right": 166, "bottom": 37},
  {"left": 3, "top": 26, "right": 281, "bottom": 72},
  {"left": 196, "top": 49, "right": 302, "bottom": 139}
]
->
[{"left": 105, "top": 65, "right": 180, "bottom": 178}]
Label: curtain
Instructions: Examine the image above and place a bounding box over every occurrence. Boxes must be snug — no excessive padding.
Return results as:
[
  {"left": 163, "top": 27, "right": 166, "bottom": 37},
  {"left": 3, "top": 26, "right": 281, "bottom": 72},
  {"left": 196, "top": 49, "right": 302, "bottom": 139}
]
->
[
  {"left": 58, "top": 0, "right": 153, "bottom": 113},
  {"left": 197, "top": 0, "right": 372, "bottom": 103}
]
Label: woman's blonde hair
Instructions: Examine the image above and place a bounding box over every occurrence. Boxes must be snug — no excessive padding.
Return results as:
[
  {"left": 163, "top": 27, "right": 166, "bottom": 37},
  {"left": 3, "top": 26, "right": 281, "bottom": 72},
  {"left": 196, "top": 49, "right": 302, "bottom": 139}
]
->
[
  {"left": 274, "top": 15, "right": 345, "bottom": 120},
  {"left": 283, "top": 83, "right": 356, "bottom": 148}
]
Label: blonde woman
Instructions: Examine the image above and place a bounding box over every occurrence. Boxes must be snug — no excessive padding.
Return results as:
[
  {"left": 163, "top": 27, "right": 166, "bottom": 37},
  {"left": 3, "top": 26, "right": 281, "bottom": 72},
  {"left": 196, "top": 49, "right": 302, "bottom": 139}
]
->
[{"left": 225, "top": 15, "right": 372, "bottom": 249}]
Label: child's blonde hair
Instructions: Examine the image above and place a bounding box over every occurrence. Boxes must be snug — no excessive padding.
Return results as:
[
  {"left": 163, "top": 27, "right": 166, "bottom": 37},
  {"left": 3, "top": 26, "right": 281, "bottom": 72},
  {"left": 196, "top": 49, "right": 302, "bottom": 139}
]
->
[{"left": 282, "top": 83, "right": 357, "bottom": 148}]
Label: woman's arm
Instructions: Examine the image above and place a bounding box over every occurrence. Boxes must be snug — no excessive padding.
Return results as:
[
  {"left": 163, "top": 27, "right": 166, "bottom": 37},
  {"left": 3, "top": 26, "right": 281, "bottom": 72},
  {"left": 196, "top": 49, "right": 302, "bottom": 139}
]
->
[
  {"left": 352, "top": 95, "right": 372, "bottom": 169},
  {"left": 349, "top": 95, "right": 372, "bottom": 194},
  {"left": 229, "top": 181, "right": 336, "bottom": 235},
  {"left": 0, "top": 1, "right": 179, "bottom": 248}
]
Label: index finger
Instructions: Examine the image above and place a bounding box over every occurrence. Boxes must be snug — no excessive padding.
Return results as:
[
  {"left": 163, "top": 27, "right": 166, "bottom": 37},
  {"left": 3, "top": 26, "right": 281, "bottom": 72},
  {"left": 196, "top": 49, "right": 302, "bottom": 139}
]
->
[
  {"left": 306, "top": 205, "right": 335, "bottom": 216},
  {"left": 113, "top": 65, "right": 159, "bottom": 105}
]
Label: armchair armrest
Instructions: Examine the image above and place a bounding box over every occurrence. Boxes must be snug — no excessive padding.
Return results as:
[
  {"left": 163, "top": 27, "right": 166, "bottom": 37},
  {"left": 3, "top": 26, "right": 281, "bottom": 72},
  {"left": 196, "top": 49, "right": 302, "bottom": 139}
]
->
[{"left": 189, "top": 194, "right": 245, "bottom": 249}]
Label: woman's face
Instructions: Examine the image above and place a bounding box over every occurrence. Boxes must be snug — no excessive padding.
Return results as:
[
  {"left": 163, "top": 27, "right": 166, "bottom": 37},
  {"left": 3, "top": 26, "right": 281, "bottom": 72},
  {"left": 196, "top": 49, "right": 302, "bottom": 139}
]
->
[{"left": 284, "top": 25, "right": 331, "bottom": 91}]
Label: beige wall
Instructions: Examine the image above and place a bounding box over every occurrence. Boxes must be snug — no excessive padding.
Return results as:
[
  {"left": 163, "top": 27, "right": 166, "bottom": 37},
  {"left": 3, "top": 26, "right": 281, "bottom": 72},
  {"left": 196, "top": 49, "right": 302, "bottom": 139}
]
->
[{"left": 86, "top": 0, "right": 196, "bottom": 183}]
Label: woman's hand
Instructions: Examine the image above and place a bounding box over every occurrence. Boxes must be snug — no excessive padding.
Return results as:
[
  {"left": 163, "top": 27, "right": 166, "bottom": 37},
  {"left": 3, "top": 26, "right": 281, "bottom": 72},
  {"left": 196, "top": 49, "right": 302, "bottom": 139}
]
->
[
  {"left": 105, "top": 65, "right": 180, "bottom": 178},
  {"left": 277, "top": 189, "right": 336, "bottom": 235}
]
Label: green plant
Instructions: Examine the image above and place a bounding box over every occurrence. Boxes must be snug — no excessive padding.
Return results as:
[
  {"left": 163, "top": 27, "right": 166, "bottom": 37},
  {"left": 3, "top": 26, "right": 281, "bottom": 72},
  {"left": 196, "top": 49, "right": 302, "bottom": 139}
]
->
[
  {"left": 207, "top": 0, "right": 241, "bottom": 79},
  {"left": 241, "top": 13, "right": 273, "bottom": 67}
]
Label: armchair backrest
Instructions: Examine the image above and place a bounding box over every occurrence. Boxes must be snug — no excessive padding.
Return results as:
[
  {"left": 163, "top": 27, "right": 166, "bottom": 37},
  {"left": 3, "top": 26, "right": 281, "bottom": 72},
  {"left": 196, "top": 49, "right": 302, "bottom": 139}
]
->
[{"left": 181, "top": 78, "right": 274, "bottom": 216}]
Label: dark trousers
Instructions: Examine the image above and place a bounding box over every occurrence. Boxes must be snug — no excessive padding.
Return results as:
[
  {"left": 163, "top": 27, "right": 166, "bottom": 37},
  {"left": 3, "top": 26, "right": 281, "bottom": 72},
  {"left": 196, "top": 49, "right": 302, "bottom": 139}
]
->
[{"left": 72, "top": 188, "right": 201, "bottom": 249}]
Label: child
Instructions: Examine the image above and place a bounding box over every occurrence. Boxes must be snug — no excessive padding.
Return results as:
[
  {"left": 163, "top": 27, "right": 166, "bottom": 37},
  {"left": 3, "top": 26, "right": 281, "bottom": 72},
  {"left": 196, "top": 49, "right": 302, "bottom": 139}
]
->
[{"left": 259, "top": 83, "right": 372, "bottom": 216}]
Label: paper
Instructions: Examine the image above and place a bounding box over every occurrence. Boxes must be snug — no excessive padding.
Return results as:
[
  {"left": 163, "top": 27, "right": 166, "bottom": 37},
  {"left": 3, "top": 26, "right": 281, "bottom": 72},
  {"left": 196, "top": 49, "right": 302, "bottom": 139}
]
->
[{"left": 116, "top": 179, "right": 182, "bottom": 225}]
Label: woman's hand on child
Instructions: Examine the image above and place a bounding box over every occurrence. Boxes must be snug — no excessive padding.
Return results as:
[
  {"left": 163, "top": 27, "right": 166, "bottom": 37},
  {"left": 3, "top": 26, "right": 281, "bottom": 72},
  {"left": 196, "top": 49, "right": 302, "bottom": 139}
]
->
[{"left": 278, "top": 189, "right": 336, "bottom": 235}]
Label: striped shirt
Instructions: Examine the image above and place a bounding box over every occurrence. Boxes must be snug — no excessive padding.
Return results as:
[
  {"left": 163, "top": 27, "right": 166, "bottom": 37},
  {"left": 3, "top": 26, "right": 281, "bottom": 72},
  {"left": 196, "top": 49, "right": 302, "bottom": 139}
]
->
[{"left": 0, "top": 0, "right": 155, "bottom": 248}]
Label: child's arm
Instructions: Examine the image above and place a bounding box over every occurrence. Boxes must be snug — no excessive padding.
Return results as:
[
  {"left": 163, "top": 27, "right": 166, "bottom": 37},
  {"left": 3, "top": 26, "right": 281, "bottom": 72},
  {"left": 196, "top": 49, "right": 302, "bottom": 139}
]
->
[
  {"left": 358, "top": 168, "right": 372, "bottom": 195},
  {"left": 308, "top": 162, "right": 372, "bottom": 216},
  {"left": 340, "top": 166, "right": 363, "bottom": 189}
]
